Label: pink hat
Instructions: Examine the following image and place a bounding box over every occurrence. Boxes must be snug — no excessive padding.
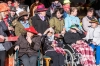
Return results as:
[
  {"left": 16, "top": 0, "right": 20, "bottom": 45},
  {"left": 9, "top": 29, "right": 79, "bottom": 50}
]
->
[{"left": 37, "top": 4, "right": 48, "bottom": 12}]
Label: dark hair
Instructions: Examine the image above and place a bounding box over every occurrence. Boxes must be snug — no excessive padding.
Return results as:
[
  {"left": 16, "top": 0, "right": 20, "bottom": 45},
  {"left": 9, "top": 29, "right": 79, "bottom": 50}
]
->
[
  {"left": 87, "top": 8, "right": 94, "bottom": 13},
  {"left": 53, "top": 7, "right": 64, "bottom": 17},
  {"left": 14, "top": 0, "right": 20, "bottom": 3}
]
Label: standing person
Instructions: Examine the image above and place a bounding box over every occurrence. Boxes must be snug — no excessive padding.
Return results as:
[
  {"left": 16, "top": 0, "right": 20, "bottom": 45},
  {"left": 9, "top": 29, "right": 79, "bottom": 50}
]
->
[
  {"left": 0, "top": 3, "right": 12, "bottom": 66},
  {"left": 46, "top": 0, "right": 62, "bottom": 18},
  {"left": 7, "top": 6, "right": 17, "bottom": 36},
  {"left": 31, "top": 4, "right": 49, "bottom": 35},
  {"left": 12, "top": 11, "right": 32, "bottom": 36},
  {"left": 14, "top": 26, "right": 41, "bottom": 66},
  {"left": 49, "top": 8, "right": 65, "bottom": 34},
  {"left": 63, "top": 0, "right": 71, "bottom": 18},
  {"left": 65, "top": 7, "right": 82, "bottom": 31},
  {"left": 13, "top": 0, "right": 23, "bottom": 16},
  {"left": 7, "top": 0, "right": 13, "bottom": 7},
  {"left": 85, "top": 19, "right": 100, "bottom": 66},
  {"left": 82, "top": 8, "right": 97, "bottom": 32},
  {"left": 30, "top": 0, "right": 42, "bottom": 17}
]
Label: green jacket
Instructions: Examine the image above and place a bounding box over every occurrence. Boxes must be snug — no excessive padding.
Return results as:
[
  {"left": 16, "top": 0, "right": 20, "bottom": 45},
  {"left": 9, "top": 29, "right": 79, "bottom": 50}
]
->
[
  {"left": 12, "top": 19, "right": 32, "bottom": 36},
  {"left": 49, "top": 17, "right": 64, "bottom": 33}
]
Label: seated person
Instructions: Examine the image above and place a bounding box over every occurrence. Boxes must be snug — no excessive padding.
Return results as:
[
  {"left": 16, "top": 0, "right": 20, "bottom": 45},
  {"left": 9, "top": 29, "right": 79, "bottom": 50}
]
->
[
  {"left": 64, "top": 25, "right": 96, "bottom": 66},
  {"left": 42, "top": 28, "right": 65, "bottom": 66},
  {"left": 14, "top": 26, "right": 41, "bottom": 66},
  {"left": 85, "top": 19, "right": 100, "bottom": 66},
  {"left": 64, "top": 25, "right": 85, "bottom": 45}
]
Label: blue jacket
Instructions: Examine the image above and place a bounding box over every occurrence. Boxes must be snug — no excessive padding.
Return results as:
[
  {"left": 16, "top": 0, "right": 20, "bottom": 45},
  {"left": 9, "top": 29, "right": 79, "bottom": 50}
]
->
[
  {"left": 63, "top": 11, "right": 69, "bottom": 19},
  {"left": 64, "top": 15, "right": 82, "bottom": 31}
]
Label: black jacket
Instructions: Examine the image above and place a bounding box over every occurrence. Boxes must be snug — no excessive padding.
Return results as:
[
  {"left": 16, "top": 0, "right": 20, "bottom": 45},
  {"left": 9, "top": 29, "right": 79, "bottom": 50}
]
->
[
  {"left": 31, "top": 14, "right": 49, "bottom": 34},
  {"left": 64, "top": 31, "right": 85, "bottom": 45},
  {"left": 41, "top": 35, "right": 63, "bottom": 52}
]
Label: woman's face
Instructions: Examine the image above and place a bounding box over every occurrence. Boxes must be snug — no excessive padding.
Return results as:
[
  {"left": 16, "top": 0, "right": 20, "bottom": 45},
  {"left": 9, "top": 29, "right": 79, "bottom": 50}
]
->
[
  {"left": 10, "top": 11, "right": 16, "bottom": 16},
  {"left": 47, "top": 31, "right": 53, "bottom": 37},
  {"left": 91, "top": 23, "right": 98, "bottom": 28},
  {"left": 56, "top": 11, "right": 63, "bottom": 19},
  {"left": 39, "top": 11, "right": 46, "bottom": 16},
  {"left": 24, "top": 15, "right": 29, "bottom": 20},
  {"left": 71, "top": 9, "right": 77, "bottom": 16},
  {"left": 27, "top": 32, "right": 34, "bottom": 37},
  {"left": 87, "top": 11, "right": 93, "bottom": 17}
]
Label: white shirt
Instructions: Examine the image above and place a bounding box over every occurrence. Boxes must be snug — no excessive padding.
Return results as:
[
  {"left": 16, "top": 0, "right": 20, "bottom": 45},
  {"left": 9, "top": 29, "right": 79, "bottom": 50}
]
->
[
  {"left": 85, "top": 26, "right": 100, "bottom": 45},
  {"left": 16, "top": 7, "right": 23, "bottom": 16}
]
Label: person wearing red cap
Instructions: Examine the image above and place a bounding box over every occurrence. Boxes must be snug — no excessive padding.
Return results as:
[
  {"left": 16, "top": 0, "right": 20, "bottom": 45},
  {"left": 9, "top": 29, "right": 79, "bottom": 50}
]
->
[
  {"left": 31, "top": 4, "right": 49, "bottom": 35},
  {"left": 14, "top": 26, "right": 41, "bottom": 66}
]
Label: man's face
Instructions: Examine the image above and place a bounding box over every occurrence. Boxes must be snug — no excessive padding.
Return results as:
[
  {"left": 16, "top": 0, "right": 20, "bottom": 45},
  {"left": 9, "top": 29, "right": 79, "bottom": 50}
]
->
[
  {"left": 39, "top": 11, "right": 46, "bottom": 16},
  {"left": 63, "top": 3, "right": 70, "bottom": 13}
]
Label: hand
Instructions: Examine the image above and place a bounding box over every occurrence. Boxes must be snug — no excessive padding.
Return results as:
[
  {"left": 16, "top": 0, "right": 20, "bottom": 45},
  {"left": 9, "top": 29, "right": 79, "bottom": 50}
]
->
[
  {"left": 0, "top": 35, "right": 5, "bottom": 42},
  {"left": 51, "top": 44, "right": 57, "bottom": 47},
  {"left": 38, "top": 33, "right": 42, "bottom": 36},
  {"left": 76, "top": 40, "right": 81, "bottom": 44},
  {"left": 14, "top": 46, "right": 19, "bottom": 50},
  {"left": 26, "top": 37, "right": 32, "bottom": 44},
  {"left": 92, "top": 42, "right": 97, "bottom": 45},
  {"left": 0, "top": 35, "right": 5, "bottom": 40},
  {"left": 8, "top": 26, "right": 14, "bottom": 31}
]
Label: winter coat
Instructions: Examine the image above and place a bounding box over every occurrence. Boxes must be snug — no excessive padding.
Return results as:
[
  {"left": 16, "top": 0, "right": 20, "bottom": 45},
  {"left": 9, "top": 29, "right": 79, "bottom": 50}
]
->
[
  {"left": 15, "top": 34, "right": 41, "bottom": 57},
  {"left": 31, "top": 14, "right": 49, "bottom": 34},
  {"left": 64, "top": 31, "right": 85, "bottom": 45},
  {"left": 12, "top": 19, "right": 32, "bottom": 36},
  {"left": 49, "top": 17, "right": 64, "bottom": 33},
  {"left": 85, "top": 26, "right": 100, "bottom": 45}
]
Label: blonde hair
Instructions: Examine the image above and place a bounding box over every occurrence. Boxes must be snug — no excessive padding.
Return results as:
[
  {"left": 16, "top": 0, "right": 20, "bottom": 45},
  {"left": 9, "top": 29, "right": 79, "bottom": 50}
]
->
[{"left": 0, "top": 13, "right": 3, "bottom": 21}]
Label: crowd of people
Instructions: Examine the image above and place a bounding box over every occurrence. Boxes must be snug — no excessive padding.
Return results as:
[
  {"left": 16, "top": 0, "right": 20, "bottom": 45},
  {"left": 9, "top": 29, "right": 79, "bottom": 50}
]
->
[{"left": 0, "top": 0, "right": 100, "bottom": 66}]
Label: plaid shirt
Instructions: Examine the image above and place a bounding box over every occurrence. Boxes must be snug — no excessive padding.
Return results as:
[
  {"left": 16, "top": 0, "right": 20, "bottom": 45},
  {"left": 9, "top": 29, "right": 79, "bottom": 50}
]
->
[{"left": 72, "top": 40, "right": 96, "bottom": 66}]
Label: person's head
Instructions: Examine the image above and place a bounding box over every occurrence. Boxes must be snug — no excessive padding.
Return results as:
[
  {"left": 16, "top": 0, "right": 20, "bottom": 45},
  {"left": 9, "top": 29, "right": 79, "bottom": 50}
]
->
[
  {"left": 7, "top": 0, "right": 12, "bottom": 6},
  {"left": 63, "top": 0, "right": 70, "bottom": 13},
  {"left": 47, "top": 28, "right": 54, "bottom": 37},
  {"left": 70, "top": 7, "right": 78, "bottom": 16},
  {"left": 25, "top": 26, "right": 38, "bottom": 37},
  {"left": 90, "top": 19, "right": 98, "bottom": 28},
  {"left": 37, "top": 4, "right": 47, "bottom": 16},
  {"left": 87, "top": 8, "right": 94, "bottom": 17},
  {"left": 10, "top": 6, "right": 16, "bottom": 16},
  {"left": 69, "top": 25, "right": 78, "bottom": 33},
  {"left": 53, "top": 8, "right": 64, "bottom": 19},
  {"left": 18, "top": 11, "right": 29, "bottom": 21},
  {"left": 0, "top": 3, "right": 10, "bottom": 18},
  {"left": 54, "top": 0, "right": 59, "bottom": 3},
  {"left": 14, "top": 0, "right": 20, "bottom": 8},
  {"left": 35, "top": 0, "right": 40, "bottom": 4}
]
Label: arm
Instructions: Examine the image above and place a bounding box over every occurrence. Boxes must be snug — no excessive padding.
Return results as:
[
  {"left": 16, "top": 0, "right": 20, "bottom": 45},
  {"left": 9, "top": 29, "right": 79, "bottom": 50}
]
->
[
  {"left": 49, "top": 18, "right": 55, "bottom": 28},
  {"left": 31, "top": 36, "right": 41, "bottom": 51},
  {"left": 82, "top": 17, "right": 89, "bottom": 32},
  {"left": 15, "top": 25, "right": 21, "bottom": 36},
  {"left": 77, "top": 17, "right": 82, "bottom": 30},
  {"left": 64, "top": 18, "right": 70, "bottom": 31}
]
